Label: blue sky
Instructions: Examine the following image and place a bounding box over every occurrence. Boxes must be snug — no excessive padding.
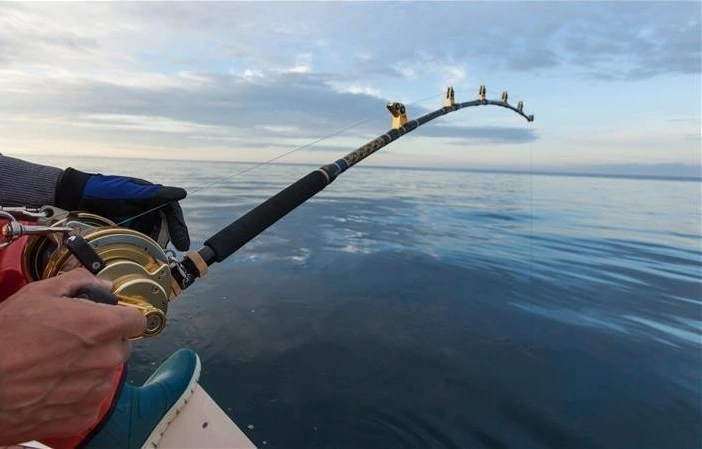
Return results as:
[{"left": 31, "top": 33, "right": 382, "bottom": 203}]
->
[{"left": 0, "top": 2, "right": 699, "bottom": 175}]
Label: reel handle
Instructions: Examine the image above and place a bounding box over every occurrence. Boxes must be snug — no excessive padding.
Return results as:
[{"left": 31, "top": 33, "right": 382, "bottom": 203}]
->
[
  {"left": 75, "top": 286, "right": 119, "bottom": 305},
  {"left": 74, "top": 286, "right": 166, "bottom": 339}
]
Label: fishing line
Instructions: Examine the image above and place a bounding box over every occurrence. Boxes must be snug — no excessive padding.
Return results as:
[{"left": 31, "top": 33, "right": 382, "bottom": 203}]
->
[
  {"left": 116, "top": 90, "right": 447, "bottom": 227},
  {"left": 192, "top": 91, "right": 445, "bottom": 192}
]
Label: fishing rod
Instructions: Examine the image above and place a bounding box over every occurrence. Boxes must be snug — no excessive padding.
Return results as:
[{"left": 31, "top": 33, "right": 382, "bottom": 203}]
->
[
  {"left": 1, "top": 84, "right": 533, "bottom": 338},
  {"left": 171, "top": 85, "right": 534, "bottom": 289}
]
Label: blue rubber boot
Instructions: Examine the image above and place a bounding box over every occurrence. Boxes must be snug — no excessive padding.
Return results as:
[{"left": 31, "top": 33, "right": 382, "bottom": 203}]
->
[{"left": 82, "top": 348, "right": 201, "bottom": 449}]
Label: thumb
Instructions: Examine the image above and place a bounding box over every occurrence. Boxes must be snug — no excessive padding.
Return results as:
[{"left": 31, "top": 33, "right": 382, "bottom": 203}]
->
[
  {"left": 163, "top": 202, "right": 190, "bottom": 251},
  {"left": 154, "top": 186, "right": 187, "bottom": 203}
]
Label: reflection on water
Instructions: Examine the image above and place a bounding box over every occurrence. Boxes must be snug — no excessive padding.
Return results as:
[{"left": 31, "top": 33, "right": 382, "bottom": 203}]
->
[{"left": 29, "top": 156, "right": 702, "bottom": 448}]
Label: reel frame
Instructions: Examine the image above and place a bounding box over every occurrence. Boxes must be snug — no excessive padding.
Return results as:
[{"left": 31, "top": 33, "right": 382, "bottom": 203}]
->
[{"left": 16, "top": 208, "right": 175, "bottom": 338}]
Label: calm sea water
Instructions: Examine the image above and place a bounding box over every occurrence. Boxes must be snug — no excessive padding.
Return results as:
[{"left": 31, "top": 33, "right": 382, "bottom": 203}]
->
[{"left": 29, "top": 156, "right": 702, "bottom": 448}]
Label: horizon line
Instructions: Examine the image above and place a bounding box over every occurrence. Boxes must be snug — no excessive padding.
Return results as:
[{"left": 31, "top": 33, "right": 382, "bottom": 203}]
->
[{"left": 9, "top": 153, "right": 701, "bottom": 182}]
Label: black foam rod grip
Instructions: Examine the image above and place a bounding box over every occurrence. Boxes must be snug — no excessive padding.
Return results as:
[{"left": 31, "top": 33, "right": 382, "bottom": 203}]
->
[
  {"left": 203, "top": 170, "right": 329, "bottom": 263},
  {"left": 75, "top": 286, "right": 119, "bottom": 305}
]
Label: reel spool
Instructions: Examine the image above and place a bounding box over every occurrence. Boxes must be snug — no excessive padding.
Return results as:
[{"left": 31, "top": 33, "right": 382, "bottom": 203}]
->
[{"left": 20, "top": 209, "right": 174, "bottom": 339}]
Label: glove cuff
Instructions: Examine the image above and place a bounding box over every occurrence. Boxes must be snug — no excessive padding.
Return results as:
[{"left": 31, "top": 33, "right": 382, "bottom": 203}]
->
[{"left": 55, "top": 167, "right": 91, "bottom": 211}]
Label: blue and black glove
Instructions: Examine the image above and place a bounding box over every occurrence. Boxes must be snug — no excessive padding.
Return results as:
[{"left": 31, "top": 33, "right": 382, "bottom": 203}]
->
[{"left": 55, "top": 168, "right": 190, "bottom": 251}]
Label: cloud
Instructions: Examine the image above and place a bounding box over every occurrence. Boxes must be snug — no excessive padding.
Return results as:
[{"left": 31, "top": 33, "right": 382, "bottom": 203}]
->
[
  {"left": 241, "top": 69, "right": 265, "bottom": 81},
  {"left": 1, "top": 60, "right": 538, "bottom": 163},
  {"left": 1, "top": 2, "right": 697, "bottom": 81},
  {"left": 285, "top": 65, "right": 311, "bottom": 75},
  {"left": 557, "top": 3, "right": 701, "bottom": 79},
  {"left": 0, "top": 68, "right": 405, "bottom": 154},
  {"left": 0, "top": 1, "right": 696, "bottom": 167},
  {"left": 340, "top": 85, "right": 382, "bottom": 97}
]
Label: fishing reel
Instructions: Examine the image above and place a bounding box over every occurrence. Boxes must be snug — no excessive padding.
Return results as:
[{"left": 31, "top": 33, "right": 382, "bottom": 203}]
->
[{"left": 1, "top": 206, "right": 190, "bottom": 339}]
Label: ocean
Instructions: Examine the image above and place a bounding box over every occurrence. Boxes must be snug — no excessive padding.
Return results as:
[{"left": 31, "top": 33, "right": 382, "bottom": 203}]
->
[{"left": 25, "top": 156, "right": 702, "bottom": 448}]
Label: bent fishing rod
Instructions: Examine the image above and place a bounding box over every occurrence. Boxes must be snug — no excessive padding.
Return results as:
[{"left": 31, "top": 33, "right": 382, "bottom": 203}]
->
[
  {"left": 173, "top": 85, "right": 534, "bottom": 286},
  {"left": 1, "top": 84, "right": 533, "bottom": 339}
]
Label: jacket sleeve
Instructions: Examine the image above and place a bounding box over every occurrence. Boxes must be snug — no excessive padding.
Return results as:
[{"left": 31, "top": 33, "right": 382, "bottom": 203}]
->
[{"left": 0, "top": 154, "right": 64, "bottom": 207}]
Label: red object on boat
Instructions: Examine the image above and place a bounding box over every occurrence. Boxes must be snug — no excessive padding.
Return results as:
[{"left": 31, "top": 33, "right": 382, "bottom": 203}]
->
[{"left": 0, "top": 219, "right": 28, "bottom": 302}]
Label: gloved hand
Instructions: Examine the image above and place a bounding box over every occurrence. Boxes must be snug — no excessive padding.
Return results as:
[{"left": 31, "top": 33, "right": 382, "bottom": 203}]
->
[{"left": 55, "top": 168, "right": 190, "bottom": 251}]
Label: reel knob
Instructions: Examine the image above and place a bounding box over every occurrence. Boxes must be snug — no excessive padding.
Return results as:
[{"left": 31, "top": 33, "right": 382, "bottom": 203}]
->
[
  {"left": 118, "top": 294, "right": 167, "bottom": 338},
  {"left": 75, "top": 286, "right": 168, "bottom": 339},
  {"left": 144, "top": 309, "right": 167, "bottom": 337}
]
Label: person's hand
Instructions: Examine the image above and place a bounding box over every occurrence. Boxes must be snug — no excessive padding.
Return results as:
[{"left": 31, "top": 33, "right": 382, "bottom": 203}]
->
[
  {"left": 0, "top": 269, "right": 146, "bottom": 445},
  {"left": 54, "top": 168, "right": 190, "bottom": 251}
]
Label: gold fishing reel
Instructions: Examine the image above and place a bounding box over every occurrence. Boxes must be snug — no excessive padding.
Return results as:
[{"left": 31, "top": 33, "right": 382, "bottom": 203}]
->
[{"left": 20, "top": 208, "right": 175, "bottom": 339}]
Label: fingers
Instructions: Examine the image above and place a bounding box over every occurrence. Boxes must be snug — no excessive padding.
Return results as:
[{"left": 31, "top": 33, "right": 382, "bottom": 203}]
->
[
  {"left": 164, "top": 202, "right": 190, "bottom": 251},
  {"left": 155, "top": 185, "right": 187, "bottom": 202},
  {"left": 72, "top": 301, "right": 146, "bottom": 342},
  {"left": 43, "top": 278, "right": 146, "bottom": 341},
  {"left": 44, "top": 299, "right": 145, "bottom": 345},
  {"left": 153, "top": 185, "right": 190, "bottom": 251},
  {"left": 27, "top": 268, "right": 146, "bottom": 340},
  {"left": 37, "top": 268, "right": 112, "bottom": 298}
]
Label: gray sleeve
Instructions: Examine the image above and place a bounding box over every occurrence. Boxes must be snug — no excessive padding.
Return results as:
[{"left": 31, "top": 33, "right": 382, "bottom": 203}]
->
[{"left": 0, "top": 154, "right": 64, "bottom": 207}]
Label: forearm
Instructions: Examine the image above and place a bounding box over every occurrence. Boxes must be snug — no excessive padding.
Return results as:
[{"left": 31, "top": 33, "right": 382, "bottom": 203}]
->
[{"left": 0, "top": 155, "right": 63, "bottom": 207}]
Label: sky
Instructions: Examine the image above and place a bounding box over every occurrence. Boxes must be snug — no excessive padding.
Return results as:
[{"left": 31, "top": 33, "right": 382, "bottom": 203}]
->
[{"left": 0, "top": 1, "right": 700, "bottom": 176}]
